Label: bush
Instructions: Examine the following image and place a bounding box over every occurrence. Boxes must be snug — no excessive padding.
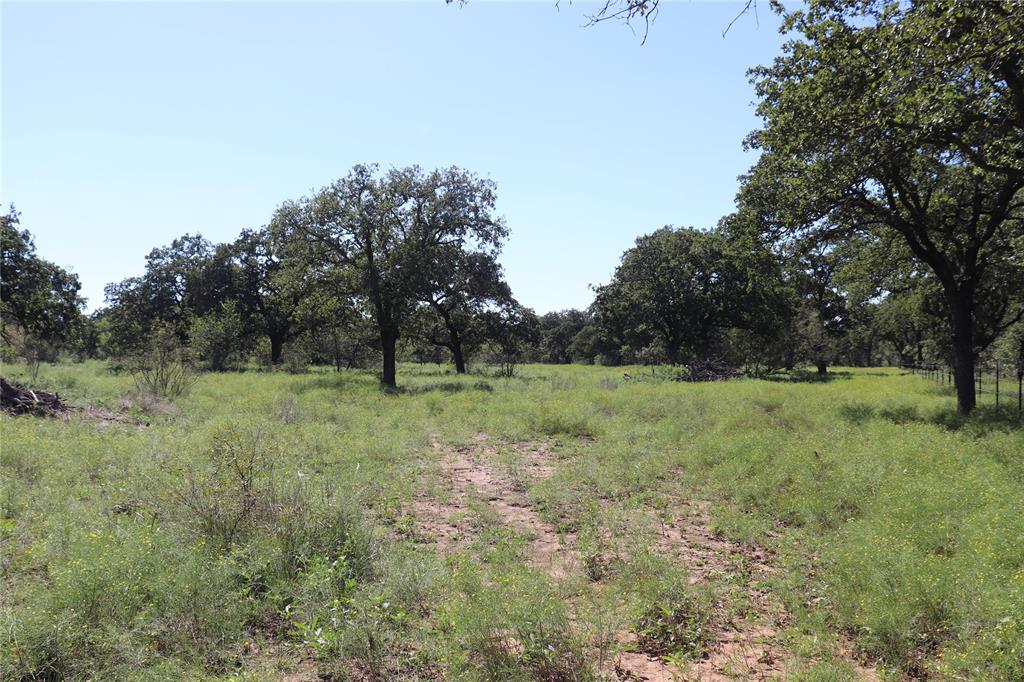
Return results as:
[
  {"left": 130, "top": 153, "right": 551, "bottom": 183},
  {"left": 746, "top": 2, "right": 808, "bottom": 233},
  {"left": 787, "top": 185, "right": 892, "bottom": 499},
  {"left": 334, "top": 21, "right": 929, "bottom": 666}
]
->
[
  {"left": 188, "top": 302, "right": 244, "bottom": 371},
  {"left": 4, "top": 523, "right": 245, "bottom": 680},
  {"left": 7, "top": 329, "right": 60, "bottom": 382},
  {"left": 123, "top": 324, "right": 198, "bottom": 399},
  {"left": 280, "top": 340, "right": 311, "bottom": 374},
  {"left": 168, "top": 425, "right": 381, "bottom": 578}
]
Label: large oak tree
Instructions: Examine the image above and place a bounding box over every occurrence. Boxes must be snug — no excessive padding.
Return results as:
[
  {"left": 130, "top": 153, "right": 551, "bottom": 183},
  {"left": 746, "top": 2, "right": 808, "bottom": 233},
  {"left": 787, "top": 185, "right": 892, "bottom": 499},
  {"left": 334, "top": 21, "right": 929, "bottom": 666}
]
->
[
  {"left": 274, "top": 164, "right": 507, "bottom": 387},
  {"left": 742, "top": 0, "right": 1024, "bottom": 413}
]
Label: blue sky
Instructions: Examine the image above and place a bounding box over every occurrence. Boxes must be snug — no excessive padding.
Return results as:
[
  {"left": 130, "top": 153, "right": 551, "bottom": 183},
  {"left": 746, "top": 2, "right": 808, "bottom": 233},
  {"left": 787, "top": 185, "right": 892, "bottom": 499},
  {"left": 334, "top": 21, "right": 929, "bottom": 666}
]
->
[{"left": 2, "top": 1, "right": 787, "bottom": 314}]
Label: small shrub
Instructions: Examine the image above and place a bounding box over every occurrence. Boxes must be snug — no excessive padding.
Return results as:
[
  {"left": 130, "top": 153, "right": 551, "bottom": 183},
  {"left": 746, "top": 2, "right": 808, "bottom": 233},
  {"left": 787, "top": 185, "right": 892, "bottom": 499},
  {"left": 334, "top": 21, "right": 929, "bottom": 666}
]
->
[
  {"left": 281, "top": 342, "right": 310, "bottom": 374},
  {"left": 277, "top": 397, "right": 303, "bottom": 423},
  {"left": 13, "top": 332, "right": 60, "bottom": 382},
  {"left": 169, "top": 425, "right": 284, "bottom": 548},
  {"left": 188, "top": 301, "right": 244, "bottom": 371},
  {"left": 168, "top": 425, "right": 380, "bottom": 578},
  {"left": 633, "top": 575, "right": 712, "bottom": 659},
  {"left": 123, "top": 324, "right": 198, "bottom": 399},
  {"left": 440, "top": 561, "right": 592, "bottom": 680},
  {"left": 578, "top": 527, "right": 611, "bottom": 582},
  {"left": 251, "top": 336, "right": 274, "bottom": 369},
  {"left": 635, "top": 342, "right": 669, "bottom": 367}
]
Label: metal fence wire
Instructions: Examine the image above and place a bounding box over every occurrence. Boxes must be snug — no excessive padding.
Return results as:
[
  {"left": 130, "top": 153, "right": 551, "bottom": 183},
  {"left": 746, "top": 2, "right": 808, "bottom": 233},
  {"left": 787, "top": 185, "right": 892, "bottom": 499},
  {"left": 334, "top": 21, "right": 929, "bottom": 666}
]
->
[{"left": 906, "top": 360, "right": 1024, "bottom": 423}]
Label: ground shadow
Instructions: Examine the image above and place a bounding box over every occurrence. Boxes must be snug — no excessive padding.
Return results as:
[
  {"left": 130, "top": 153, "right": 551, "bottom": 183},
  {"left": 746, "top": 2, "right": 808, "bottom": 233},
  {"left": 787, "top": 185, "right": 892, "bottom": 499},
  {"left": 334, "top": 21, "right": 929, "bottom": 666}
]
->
[
  {"left": 384, "top": 380, "right": 495, "bottom": 396},
  {"left": 293, "top": 373, "right": 363, "bottom": 393},
  {"left": 839, "top": 400, "right": 1022, "bottom": 435},
  {"left": 927, "top": 404, "right": 1023, "bottom": 435},
  {"left": 765, "top": 370, "right": 854, "bottom": 384}
]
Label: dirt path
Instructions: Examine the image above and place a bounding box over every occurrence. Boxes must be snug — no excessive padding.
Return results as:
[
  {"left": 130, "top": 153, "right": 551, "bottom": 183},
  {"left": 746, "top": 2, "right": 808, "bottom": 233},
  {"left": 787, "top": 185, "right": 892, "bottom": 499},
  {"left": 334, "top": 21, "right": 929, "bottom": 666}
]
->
[
  {"left": 617, "top": 501, "right": 786, "bottom": 681},
  {"left": 412, "top": 433, "right": 577, "bottom": 577},
  {"left": 412, "top": 434, "right": 876, "bottom": 681}
]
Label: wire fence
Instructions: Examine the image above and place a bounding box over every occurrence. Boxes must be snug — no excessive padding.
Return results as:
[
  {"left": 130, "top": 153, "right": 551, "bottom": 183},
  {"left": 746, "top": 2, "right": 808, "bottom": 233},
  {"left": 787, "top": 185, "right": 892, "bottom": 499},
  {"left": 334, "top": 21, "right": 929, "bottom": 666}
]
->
[{"left": 906, "top": 360, "right": 1024, "bottom": 422}]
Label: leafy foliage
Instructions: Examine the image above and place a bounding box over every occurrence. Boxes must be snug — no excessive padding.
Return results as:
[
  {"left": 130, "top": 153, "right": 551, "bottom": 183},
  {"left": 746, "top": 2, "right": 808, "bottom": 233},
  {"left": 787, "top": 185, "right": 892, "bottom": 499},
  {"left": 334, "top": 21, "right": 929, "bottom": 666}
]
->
[
  {"left": 124, "top": 323, "right": 199, "bottom": 399},
  {"left": 273, "top": 164, "right": 511, "bottom": 386},
  {"left": 188, "top": 301, "right": 244, "bottom": 372},
  {"left": 742, "top": 0, "right": 1024, "bottom": 411},
  {"left": 0, "top": 207, "right": 84, "bottom": 360}
]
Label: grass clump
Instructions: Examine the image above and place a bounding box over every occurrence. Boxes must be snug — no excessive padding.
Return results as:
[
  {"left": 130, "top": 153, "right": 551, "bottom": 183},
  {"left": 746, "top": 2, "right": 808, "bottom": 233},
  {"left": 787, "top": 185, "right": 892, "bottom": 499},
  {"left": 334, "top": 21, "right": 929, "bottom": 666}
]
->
[
  {"left": 438, "top": 559, "right": 592, "bottom": 681},
  {"left": 5, "top": 523, "right": 245, "bottom": 680},
  {"left": 632, "top": 569, "right": 713, "bottom": 660}
]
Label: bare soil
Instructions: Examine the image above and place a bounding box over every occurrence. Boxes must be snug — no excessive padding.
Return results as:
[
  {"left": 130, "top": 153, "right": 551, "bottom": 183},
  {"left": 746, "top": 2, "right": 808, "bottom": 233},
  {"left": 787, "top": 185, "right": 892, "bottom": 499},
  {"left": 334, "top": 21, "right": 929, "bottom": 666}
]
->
[{"left": 412, "top": 433, "right": 576, "bottom": 577}]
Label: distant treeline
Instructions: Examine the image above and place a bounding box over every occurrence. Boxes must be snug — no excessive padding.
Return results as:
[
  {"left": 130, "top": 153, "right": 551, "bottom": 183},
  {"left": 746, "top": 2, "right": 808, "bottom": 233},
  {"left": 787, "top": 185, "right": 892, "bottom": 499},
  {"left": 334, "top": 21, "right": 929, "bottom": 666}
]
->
[
  {"left": 3, "top": 1, "right": 1023, "bottom": 414},
  {"left": 3, "top": 185, "right": 1022, "bottom": 393}
]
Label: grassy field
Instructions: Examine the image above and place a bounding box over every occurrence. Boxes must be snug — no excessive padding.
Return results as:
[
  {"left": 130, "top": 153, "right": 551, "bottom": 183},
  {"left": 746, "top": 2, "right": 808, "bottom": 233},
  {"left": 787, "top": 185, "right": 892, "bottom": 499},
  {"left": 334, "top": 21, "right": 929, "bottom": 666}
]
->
[{"left": 2, "top": 362, "right": 1022, "bottom": 681}]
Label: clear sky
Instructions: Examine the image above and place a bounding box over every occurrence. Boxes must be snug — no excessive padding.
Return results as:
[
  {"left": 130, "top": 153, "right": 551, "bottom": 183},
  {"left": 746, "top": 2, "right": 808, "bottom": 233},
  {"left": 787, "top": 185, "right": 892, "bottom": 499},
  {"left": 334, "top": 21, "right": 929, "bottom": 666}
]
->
[{"left": 2, "top": 1, "right": 787, "bottom": 314}]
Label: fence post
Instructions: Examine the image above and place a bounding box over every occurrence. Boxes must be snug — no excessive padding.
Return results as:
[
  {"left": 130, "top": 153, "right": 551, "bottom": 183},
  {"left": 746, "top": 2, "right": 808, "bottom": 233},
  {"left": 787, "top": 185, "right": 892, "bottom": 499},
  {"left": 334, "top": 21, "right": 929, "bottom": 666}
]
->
[
  {"left": 1018, "top": 370, "right": 1023, "bottom": 424},
  {"left": 995, "top": 359, "right": 1000, "bottom": 414}
]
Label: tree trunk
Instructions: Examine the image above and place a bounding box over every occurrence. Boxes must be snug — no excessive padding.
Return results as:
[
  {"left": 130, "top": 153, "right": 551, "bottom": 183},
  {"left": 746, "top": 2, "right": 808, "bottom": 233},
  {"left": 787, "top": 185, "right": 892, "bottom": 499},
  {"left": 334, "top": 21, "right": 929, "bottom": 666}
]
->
[
  {"left": 816, "top": 359, "right": 828, "bottom": 375},
  {"left": 437, "top": 307, "right": 467, "bottom": 374},
  {"left": 269, "top": 333, "right": 285, "bottom": 364},
  {"left": 332, "top": 332, "right": 342, "bottom": 373},
  {"left": 949, "top": 294, "right": 977, "bottom": 414},
  {"left": 451, "top": 342, "right": 467, "bottom": 374},
  {"left": 449, "top": 325, "right": 468, "bottom": 374},
  {"left": 381, "top": 329, "right": 397, "bottom": 388}
]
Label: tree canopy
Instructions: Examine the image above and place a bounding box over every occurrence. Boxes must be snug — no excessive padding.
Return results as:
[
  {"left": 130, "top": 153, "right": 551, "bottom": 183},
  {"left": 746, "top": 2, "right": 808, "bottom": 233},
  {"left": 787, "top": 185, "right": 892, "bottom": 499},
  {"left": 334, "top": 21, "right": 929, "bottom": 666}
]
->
[
  {"left": 0, "top": 207, "right": 84, "bottom": 351},
  {"left": 741, "top": 0, "right": 1024, "bottom": 412},
  {"left": 273, "top": 164, "right": 510, "bottom": 386}
]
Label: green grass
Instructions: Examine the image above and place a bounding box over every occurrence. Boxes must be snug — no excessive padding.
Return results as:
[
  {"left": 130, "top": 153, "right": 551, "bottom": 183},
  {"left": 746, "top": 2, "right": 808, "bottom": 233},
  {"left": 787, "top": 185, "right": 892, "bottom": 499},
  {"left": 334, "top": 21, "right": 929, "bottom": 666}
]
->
[{"left": 2, "top": 361, "right": 1021, "bottom": 680}]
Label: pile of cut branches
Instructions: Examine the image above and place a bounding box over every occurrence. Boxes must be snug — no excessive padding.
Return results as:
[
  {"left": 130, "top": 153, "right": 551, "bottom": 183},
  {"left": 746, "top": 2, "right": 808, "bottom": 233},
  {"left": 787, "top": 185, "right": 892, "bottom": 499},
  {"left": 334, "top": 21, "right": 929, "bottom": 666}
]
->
[
  {"left": 675, "top": 359, "right": 739, "bottom": 382},
  {"left": 1, "top": 377, "right": 69, "bottom": 417}
]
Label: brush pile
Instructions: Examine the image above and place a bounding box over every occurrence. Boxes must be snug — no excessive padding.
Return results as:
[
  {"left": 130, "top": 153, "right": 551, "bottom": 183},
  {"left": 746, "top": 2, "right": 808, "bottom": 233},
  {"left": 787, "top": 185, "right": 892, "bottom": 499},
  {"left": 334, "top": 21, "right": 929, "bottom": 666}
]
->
[
  {"left": 1, "top": 376, "right": 69, "bottom": 417},
  {"left": 675, "top": 359, "right": 739, "bottom": 382}
]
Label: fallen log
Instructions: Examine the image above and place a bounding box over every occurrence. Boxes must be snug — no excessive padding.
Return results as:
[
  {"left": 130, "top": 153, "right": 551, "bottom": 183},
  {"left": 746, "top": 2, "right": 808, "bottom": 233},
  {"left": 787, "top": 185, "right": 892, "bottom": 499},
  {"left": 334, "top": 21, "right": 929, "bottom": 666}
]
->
[
  {"left": 1, "top": 376, "right": 69, "bottom": 417},
  {"left": 674, "top": 359, "right": 739, "bottom": 382}
]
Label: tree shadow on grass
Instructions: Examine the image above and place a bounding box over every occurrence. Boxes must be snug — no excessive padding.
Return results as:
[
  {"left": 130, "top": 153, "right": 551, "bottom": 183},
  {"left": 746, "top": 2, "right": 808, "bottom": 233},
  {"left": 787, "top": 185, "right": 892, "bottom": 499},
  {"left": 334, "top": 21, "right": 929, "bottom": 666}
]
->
[
  {"left": 293, "top": 373, "right": 364, "bottom": 393},
  {"left": 927, "top": 404, "right": 1023, "bottom": 435},
  {"left": 384, "top": 380, "right": 495, "bottom": 396},
  {"left": 765, "top": 370, "right": 854, "bottom": 384},
  {"left": 839, "top": 400, "right": 1022, "bottom": 435}
]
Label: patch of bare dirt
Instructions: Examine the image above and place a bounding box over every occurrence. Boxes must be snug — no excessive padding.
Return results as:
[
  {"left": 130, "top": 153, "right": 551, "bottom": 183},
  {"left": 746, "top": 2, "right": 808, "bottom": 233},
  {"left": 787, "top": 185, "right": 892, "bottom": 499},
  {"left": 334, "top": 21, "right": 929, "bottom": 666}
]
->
[
  {"left": 612, "top": 501, "right": 878, "bottom": 682},
  {"left": 618, "top": 501, "right": 787, "bottom": 680},
  {"left": 412, "top": 433, "right": 577, "bottom": 578},
  {"left": 81, "top": 405, "right": 151, "bottom": 429},
  {"left": 233, "top": 640, "right": 321, "bottom": 681}
]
